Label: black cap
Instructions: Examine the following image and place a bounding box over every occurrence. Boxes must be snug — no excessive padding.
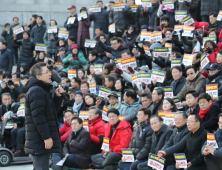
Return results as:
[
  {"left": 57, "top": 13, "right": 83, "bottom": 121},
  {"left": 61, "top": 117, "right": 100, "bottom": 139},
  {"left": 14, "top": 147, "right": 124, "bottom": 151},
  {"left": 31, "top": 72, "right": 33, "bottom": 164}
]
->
[
  {"left": 107, "top": 108, "right": 119, "bottom": 116},
  {"left": 108, "top": 92, "right": 118, "bottom": 98}
]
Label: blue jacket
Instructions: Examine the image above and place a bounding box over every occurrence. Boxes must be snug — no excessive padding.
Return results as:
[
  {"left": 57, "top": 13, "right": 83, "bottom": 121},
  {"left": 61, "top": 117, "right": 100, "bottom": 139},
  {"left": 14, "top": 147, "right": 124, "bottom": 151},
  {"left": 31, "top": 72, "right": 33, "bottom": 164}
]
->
[
  {"left": 0, "top": 48, "right": 13, "bottom": 72},
  {"left": 30, "top": 24, "right": 46, "bottom": 43}
]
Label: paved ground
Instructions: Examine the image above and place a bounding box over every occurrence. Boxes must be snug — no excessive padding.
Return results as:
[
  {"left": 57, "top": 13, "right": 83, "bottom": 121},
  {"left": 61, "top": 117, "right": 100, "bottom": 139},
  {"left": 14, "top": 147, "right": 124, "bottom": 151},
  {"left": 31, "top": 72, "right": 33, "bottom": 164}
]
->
[{"left": 1, "top": 163, "right": 33, "bottom": 170}]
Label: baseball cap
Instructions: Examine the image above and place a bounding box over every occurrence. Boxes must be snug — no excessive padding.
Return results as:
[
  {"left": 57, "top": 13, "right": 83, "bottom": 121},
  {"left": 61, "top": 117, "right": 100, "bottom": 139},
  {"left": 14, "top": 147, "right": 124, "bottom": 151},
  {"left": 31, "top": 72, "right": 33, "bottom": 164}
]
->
[
  {"left": 108, "top": 92, "right": 118, "bottom": 98},
  {"left": 68, "top": 5, "right": 76, "bottom": 10},
  {"left": 58, "top": 47, "right": 65, "bottom": 51},
  {"left": 207, "top": 63, "right": 222, "bottom": 70},
  {"left": 138, "top": 66, "right": 149, "bottom": 72}
]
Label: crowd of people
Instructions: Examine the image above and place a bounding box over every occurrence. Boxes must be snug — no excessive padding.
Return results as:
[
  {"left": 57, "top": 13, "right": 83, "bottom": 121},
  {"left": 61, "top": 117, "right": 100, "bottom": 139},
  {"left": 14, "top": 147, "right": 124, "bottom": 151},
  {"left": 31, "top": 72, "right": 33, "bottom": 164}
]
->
[{"left": 0, "top": 0, "right": 222, "bottom": 170}]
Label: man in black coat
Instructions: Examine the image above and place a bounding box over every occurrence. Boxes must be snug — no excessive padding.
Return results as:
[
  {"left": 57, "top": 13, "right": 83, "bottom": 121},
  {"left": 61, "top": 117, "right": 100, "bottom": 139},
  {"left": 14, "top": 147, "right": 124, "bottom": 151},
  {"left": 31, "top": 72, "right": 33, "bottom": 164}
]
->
[
  {"left": 52, "top": 117, "right": 91, "bottom": 170},
  {"left": 64, "top": 5, "right": 79, "bottom": 40},
  {"left": 159, "top": 114, "right": 207, "bottom": 170},
  {"left": 24, "top": 62, "right": 63, "bottom": 170},
  {"left": 207, "top": 12, "right": 222, "bottom": 31},
  {"left": 171, "top": 66, "right": 186, "bottom": 96},
  {"left": 118, "top": 107, "right": 153, "bottom": 170},
  {"left": 30, "top": 16, "right": 46, "bottom": 43},
  {"left": 0, "top": 40, "right": 13, "bottom": 72},
  {"left": 137, "top": 115, "right": 173, "bottom": 170}
]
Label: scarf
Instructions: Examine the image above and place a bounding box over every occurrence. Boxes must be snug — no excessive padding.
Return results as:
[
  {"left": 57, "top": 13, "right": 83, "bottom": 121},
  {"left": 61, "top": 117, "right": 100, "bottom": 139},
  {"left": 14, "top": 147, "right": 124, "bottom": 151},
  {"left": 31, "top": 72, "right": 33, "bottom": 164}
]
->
[
  {"left": 199, "top": 101, "right": 214, "bottom": 119},
  {"left": 136, "top": 119, "right": 149, "bottom": 138},
  {"left": 72, "top": 100, "right": 83, "bottom": 115}
]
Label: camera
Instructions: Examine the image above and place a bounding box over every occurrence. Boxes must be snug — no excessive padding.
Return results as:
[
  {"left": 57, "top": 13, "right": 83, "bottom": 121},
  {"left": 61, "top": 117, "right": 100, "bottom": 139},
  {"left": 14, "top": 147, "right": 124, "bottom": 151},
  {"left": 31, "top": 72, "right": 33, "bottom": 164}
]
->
[
  {"left": 47, "top": 58, "right": 54, "bottom": 71},
  {"left": 6, "top": 80, "right": 14, "bottom": 86},
  {"left": 51, "top": 81, "right": 69, "bottom": 101}
]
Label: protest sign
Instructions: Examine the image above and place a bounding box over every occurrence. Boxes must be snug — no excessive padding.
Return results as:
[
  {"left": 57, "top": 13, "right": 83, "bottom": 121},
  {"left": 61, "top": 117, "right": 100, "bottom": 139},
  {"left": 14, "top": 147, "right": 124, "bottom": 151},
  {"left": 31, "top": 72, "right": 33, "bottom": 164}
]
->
[
  {"left": 163, "top": 86, "right": 174, "bottom": 98},
  {"left": 109, "top": 24, "right": 115, "bottom": 33},
  {"left": 207, "top": 133, "right": 219, "bottom": 148},
  {"left": 12, "top": 25, "right": 24, "bottom": 34},
  {"left": 137, "top": 73, "right": 151, "bottom": 84},
  {"left": 102, "top": 106, "right": 109, "bottom": 122},
  {"left": 162, "top": 0, "right": 174, "bottom": 10},
  {"left": 151, "top": 70, "right": 166, "bottom": 83},
  {"left": 84, "top": 39, "right": 97, "bottom": 48},
  {"left": 183, "top": 15, "right": 195, "bottom": 26},
  {"left": 122, "top": 149, "right": 134, "bottom": 162},
  {"left": 173, "top": 97, "right": 183, "bottom": 109},
  {"left": 89, "top": 83, "right": 96, "bottom": 94},
  {"left": 171, "top": 59, "right": 182, "bottom": 68},
  {"left": 200, "top": 53, "right": 210, "bottom": 69},
  {"left": 35, "top": 43, "right": 46, "bottom": 51},
  {"left": 67, "top": 17, "right": 76, "bottom": 24},
  {"left": 79, "top": 111, "right": 89, "bottom": 120},
  {"left": 151, "top": 31, "right": 162, "bottom": 42},
  {"left": 68, "top": 69, "right": 76, "bottom": 80},
  {"left": 153, "top": 48, "right": 169, "bottom": 57},
  {"left": 101, "top": 137, "right": 109, "bottom": 152},
  {"left": 78, "top": 11, "right": 88, "bottom": 21},
  {"left": 58, "top": 30, "right": 69, "bottom": 39},
  {"left": 183, "top": 54, "right": 193, "bottom": 66},
  {"left": 175, "top": 10, "right": 187, "bottom": 21},
  {"left": 148, "top": 153, "right": 165, "bottom": 170},
  {"left": 182, "top": 25, "right": 195, "bottom": 37},
  {"left": 206, "top": 84, "right": 218, "bottom": 97},
  {"left": 83, "top": 120, "right": 89, "bottom": 131},
  {"left": 90, "top": 5, "right": 101, "bottom": 12},
  {"left": 113, "top": 3, "right": 125, "bottom": 11},
  {"left": 99, "top": 86, "right": 111, "bottom": 98},
  {"left": 140, "top": 31, "right": 152, "bottom": 41},
  {"left": 141, "top": 0, "right": 152, "bottom": 7},
  {"left": 174, "top": 153, "right": 187, "bottom": 168}
]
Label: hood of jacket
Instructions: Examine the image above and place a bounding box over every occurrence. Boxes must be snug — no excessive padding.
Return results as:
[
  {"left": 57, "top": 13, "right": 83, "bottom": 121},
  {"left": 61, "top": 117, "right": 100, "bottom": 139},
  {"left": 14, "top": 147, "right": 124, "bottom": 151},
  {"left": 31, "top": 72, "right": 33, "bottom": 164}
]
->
[
  {"left": 207, "top": 68, "right": 222, "bottom": 82},
  {"left": 24, "top": 76, "right": 52, "bottom": 93}
]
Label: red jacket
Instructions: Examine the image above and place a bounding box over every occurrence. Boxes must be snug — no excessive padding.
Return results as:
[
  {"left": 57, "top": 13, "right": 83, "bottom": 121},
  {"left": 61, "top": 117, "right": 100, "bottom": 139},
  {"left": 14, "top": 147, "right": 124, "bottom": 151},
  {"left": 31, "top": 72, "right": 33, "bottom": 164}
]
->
[
  {"left": 208, "top": 48, "right": 218, "bottom": 63},
  {"left": 104, "top": 120, "right": 132, "bottom": 155},
  {"left": 88, "top": 117, "right": 105, "bottom": 145},
  {"left": 59, "top": 121, "right": 72, "bottom": 142},
  {"left": 194, "top": 21, "right": 208, "bottom": 30}
]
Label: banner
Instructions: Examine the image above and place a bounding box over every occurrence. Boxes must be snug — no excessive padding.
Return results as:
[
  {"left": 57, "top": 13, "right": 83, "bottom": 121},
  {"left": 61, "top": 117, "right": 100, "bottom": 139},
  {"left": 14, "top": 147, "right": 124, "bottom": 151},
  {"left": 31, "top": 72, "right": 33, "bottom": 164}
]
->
[
  {"left": 90, "top": 5, "right": 101, "bottom": 12},
  {"left": 89, "top": 83, "right": 96, "bottom": 94},
  {"left": 78, "top": 11, "right": 88, "bottom": 21},
  {"left": 137, "top": 73, "right": 151, "bottom": 84},
  {"left": 183, "top": 54, "right": 193, "bottom": 66},
  {"left": 143, "top": 45, "right": 151, "bottom": 56},
  {"left": 151, "top": 70, "right": 166, "bottom": 83},
  {"left": 162, "top": 0, "right": 174, "bottom": 10},
  {"left": 163, "top": 86, "right": 173, "bottom": 98},
  {"left": 183, "top": 15, "right": 195, "bottom": 26},
  {"left": 113, "top": 3, "right": 125, "bottom": 11},
  {"left": 153, "top": 48, "right": 169, "bottom": 58},
  {"left": 141, "top": 0, "right": 152, "bottom": 7},
  {"left": 12, "top": 25, "right": 24, "bottom": 34},
  {"left": 102, "top": 106, "right": 109, "bottom": 121},
  {"left": 207, "top": 133, "right": 218, "bottom": 148},
  {"left": 93, "top": 64, "right": 103, "bottom": 75},
  {"left": 206, "top": 84, "right": 218, "bottom": 97},
  {"left": 158, "top": 110, "right": 166, "bottom": 118},
  {"left": 171, "top": 59, "right": 182, "bottom": 68},
  {"left": 67, "top": 17, "right": 76, "bottom": 24},
  {"left": 217, "top": 10, "right": 222, "bottom": 21},
  {"left": 130, "top": 5, "right": 138, "bottom": 13},
  {"left": 164, "top": 112, "right": 175, "bottom": 125},
  {"left": 147, "top": 153, "right": 165, "bottom": 170},
  {"left": 79, "top": 111, "right": 89, "bottom": 120},
  {"left": 68, "top": 69, "right": 76, "bottom": 79},
  {"left": 122, "top": 149, "right": 134, "bottom": 162},
  {"left": 140, "top": 31, "right": 152, "bottom": 42},
  {"left": 175, "top": 10, "right": 187, "bottom": 21},
  {"left": 84, "top": 39, "right": 97, "bottom": 48},
  {"left": 58, "top": 30, "right": 69, "bottom": 39},
  {"left": 182, "top": 25, "right": 195, "bottom": 37},
  {"left": 151, "top": 32, "right": 162, "bottom": 42},
  {"left": 101, "top": 137, "right": 109, "bottom": 151},
  {"left": 99, "top": 86, "right": 111, "bottom": 98},
  {"left": 173, "top": 97, "right": 183, "bottom": 109},
  {"left": 200, "top": 53, "right": 210, "bottom": 69},
  {"left": 83, "top": 120, "right": 89, "bottom": 131},
  {"left": 35, "top": 43, "right": 46, "bottom": 51},
  {"left": 121, "top": 57, "right": 137, "bottom": 70},
  {"left": 109, "top": 24, "right": 115, "bottom": 33},
  {"left": 174, "top": 153, "right": 187, "bottom": 169}
]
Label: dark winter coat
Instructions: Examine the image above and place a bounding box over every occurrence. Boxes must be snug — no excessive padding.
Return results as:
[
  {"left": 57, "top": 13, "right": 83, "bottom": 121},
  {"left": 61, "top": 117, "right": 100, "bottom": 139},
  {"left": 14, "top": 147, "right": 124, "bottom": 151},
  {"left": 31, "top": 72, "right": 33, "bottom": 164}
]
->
[
  {"left": 171, "top": 76, "right": 187, "bottom": 96},
  {"left": 0, "top": 48, "right": 13, "bottom": 72},
  {"left": 11, "top": 23, "right": 23, "bottom": 47},
  {"left": 165, "top": 126, "right": 207, "bottom": 168},
  {"left": 123, "top": 32, "right": 138, "bottom": 52},
  {"left": 207, "top": 21, "right": 222, "bottom": 31},
  {"left": 88, "top": 57, "right": 104, "bottom": 65},
  {"left": 150, "top": 124, "right": 173, "bottom": 154},
  {"left": 63, "top": 127, "right": 91, "bottom": 168},
  {"left": 129, "top": 120, "right": 153, "bottom": 160},
  {"left": 0, "top": 84, "right": 22, "bottom": 104},
  {"left": 109, "top": 5, "right": 133, "bottom": 31},
  {"left": 162, "top": 124, "right": 189, "bottom": 151},
  {"left": 98, "top": 41, "right": 129, "bottom": 59},
  {"left": 135, "top": 5, "right": 149, "bottom": 31},
  {"left": 14, "top": 39, "right": 35, "bottom": 70},
  {"left": 147, "top": 2, "right": 160, "bottom": 28},
  {"left": 64, "top": 14, "right": 79, "bottom": 39},
  {"left": 43, "top": 27, "right": 59, "bottom": 54},
  {"left": 30, "top": 24, "right": 47, "bottom": 43},
  {"left": 199, "top": 104, "right": 220, "bottom": 132},
  {"left": 89, "top": 9, "right": 109, "bottom": 35},
  {"left": 24, "top": 76, "right": 63, "bottom": 155},
  {"left": 77, "top": 18, "right": 91, "bottom": 48},
  {"left": 1, "top": 30, "right": 13, "bottom": 51},
  {"left": 201, "top": 0, "right": 221, "bottom": 16}
]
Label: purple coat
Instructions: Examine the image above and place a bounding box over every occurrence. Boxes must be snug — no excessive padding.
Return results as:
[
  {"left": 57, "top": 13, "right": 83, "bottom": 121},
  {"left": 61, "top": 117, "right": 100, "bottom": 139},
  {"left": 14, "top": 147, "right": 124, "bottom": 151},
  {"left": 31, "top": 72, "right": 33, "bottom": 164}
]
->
[{"left": 77, "top": 18, "right": 91, "bottom": 48}]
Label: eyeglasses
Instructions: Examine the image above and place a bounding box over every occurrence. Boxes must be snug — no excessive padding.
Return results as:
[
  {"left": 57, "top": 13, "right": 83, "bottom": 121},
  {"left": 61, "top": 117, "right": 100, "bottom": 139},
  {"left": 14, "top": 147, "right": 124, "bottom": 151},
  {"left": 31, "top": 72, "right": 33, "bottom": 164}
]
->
[
  {"left": 111, "top": 43, "right": 118, "bottom": 46},
  {"left": 186, "top": 121, "right": 197, "bottom": 124},
  {"left": 165, "top": 33, "right": 172, "bottom": 35},
  {"left": 108, "top": 115, "right": 117, "bottom": 119},
  {"left": 187, "top": 72, "right": 194, "bottom": 76},
  {"left": 41, "top": 71, "right": 52, "bottom": 75},
  {"left": 174, "top": 118, "right": 184, "bottom": 122}
]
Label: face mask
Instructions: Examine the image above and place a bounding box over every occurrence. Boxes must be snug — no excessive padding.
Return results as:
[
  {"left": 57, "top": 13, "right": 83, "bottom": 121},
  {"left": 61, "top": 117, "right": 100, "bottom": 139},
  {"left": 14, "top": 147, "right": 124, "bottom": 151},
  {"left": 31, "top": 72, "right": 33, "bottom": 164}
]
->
[{"left": 138, "top": 43, "right": 143, "bottom": 48}]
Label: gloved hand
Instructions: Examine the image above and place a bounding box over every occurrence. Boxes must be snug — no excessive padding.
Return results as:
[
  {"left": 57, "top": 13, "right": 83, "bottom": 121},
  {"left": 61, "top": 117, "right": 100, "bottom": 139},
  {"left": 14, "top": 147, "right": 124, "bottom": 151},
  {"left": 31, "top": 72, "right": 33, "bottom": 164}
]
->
[
  {"left": 161, "top": 5, "right": 165, "bottom": 10},
  {"left": 127, "top": 67, "right": 134, "bottom": 74},
  {"left": 67, "top": 24, "right": 72, "bottom": 29},
  {"left": 206, "top": 46, "right": 213, "bottom": 54},
  {"left": 167, "top": 8, "right": 173, "bottom": 13},
  {"left": 133, "top": 83, "right": 139, "bottom": 91},
  {"left": 73, "top": 57, "right": 79, "bottom": 60},
  {"left": 116, "top": 68, "right": 123, "bottom": 74},
  {"left": 191, "top": 30, "right": 199, "bottom": 36},
  {"left": 179, "top": 29, "right": 184, "bottom": 34},
  {"left": 141, "top": 82, "right": 146, "bottom": 90},
  {"left": 81, "top": 17, "right": 86, "bottom": 21}
]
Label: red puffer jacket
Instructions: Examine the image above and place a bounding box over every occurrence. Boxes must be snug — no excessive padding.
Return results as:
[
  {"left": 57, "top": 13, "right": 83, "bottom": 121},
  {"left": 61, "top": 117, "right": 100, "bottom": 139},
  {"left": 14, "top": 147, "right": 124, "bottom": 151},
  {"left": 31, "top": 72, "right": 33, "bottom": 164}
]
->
[
  {"left": 88, "top": 117, "right": 105, "bottom": 145},
  {"left": 207, "top": 48, "right": 218, "bottom": 63},
  {"left": 103, "top": 120, "right": 132, "bottom": 155},
  {"left": 59, "top": 121, "right": 72, "bottom": 142}
]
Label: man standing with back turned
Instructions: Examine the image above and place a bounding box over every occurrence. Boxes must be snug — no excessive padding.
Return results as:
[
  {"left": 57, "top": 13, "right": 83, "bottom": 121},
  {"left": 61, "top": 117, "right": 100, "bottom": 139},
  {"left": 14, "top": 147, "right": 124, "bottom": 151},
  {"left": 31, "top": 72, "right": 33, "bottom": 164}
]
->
[{"left": 24, "top": 62, "right": 64, "bottom": 170}]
